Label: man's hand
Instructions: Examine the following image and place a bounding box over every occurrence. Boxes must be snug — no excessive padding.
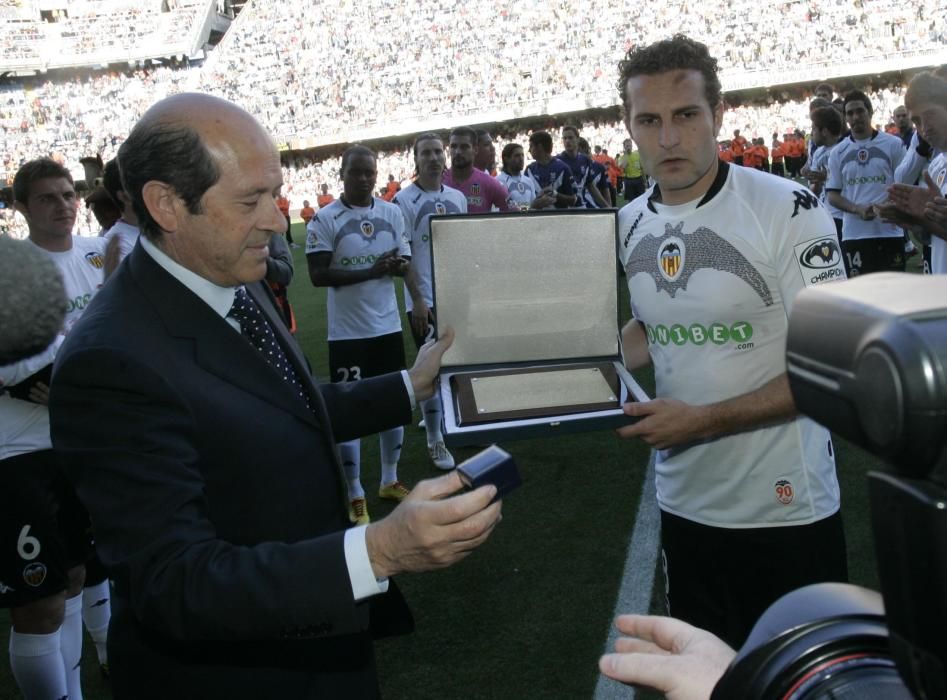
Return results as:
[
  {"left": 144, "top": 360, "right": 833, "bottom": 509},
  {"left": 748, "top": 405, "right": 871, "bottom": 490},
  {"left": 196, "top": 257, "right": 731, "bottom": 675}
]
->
[
  {"left": 410, "top": 303, "right": 431, "bottom": 342},
  {"left": 28, "top": 380, "right": 50, "bottom": 406},
  {"left": 407, "top": 326, "right": 453, "bottom": 401},
  {"left": 616, "top": 398, "right": 708, "bottom": 450},
  {"left": 599, "top": 614, "right": 735, "bottom": 700},
  {"left": 368, "top": 248, "right": 401, "bottom": 278},
  {"left": 365, "top": 471, "right": 502, "bottom": 579},
  {"left": 877, "top": 200, "right": 922, "bottom": 227},
  {"left": 854, "top": 203, "right": 878, "bottom": 221},
  {"left": 806, "top": 168, "right": 827, "bottom": 187},
  {"left": 924, "top": 195, "right": 947, "bottom": 230},
  {"left": 887, "top": 172, "right": 940, "bottom": 220}
]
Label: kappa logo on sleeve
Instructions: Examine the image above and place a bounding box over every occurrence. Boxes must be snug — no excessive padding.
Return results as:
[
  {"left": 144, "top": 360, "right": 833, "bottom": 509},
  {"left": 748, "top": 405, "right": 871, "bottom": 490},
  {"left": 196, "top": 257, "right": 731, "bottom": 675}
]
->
[
  {"left": 790, "top": 189, "right": 820, "bottom": 218},
  {"left": 794, "top": 237, "right": 845, "bottom": 286}
]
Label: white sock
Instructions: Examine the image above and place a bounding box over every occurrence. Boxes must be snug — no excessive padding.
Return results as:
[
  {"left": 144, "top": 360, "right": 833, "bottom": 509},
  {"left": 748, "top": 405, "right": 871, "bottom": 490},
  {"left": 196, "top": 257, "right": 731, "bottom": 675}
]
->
[
  {"left": 61, "top": 593, "right": 83, "bottom": 700},
  {"left": 339, "top": 439, "right": 363, "bottom": 499},
  {"left": 379, "top": 427, "right": 404, "bottom": 485},
  {"left": 9, "top": 627, "right": 68, "bottom": 700},
  {"left": 82, "top": 582, "right": 110, "bottom": 665},
  {"left": 422, "top": 396, "right": 443, "bottom": 445}
]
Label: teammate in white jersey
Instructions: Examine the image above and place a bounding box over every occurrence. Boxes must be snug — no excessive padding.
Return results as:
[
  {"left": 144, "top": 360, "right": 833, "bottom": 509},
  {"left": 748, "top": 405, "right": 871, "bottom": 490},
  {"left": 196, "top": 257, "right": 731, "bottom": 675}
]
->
[
  {"left": 826, "top": 90, "right": 906, "bottom": 276},
  {"left": 807, "top": 106, "right": 845, "bottom": 242},
  {"left": 2, "top": 158, "right": 106, "bottom": 700},
  {"left": 101, "top": 157, "right": 141, "bottom": 269},
  {"left": 496, "top": 143, "right": 553, "bottom": 210},
  {"left": 306, "top": 145, "right": 419, "bottom": 525},
  {"left": 613, "top": 36, "right": 848, "bottom": 650},
  {"left": 884, "top": 68, "right": 947, "bottom": 275},
  {"left": 392, "top": 133, "right": 466, "bottom": 470}
]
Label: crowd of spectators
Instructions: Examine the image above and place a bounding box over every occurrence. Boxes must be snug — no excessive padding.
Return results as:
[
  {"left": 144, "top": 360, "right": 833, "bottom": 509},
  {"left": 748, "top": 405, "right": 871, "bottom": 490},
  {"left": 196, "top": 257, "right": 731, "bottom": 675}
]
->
[
  {"left": 192, "top": 0, "right": 943, "bottom": 142},
  {"left": 1, "top": 0, "right": 941, "bottom": 236},
  {"left": 0, "top": 0, "right": 205, "bottom": 68}
]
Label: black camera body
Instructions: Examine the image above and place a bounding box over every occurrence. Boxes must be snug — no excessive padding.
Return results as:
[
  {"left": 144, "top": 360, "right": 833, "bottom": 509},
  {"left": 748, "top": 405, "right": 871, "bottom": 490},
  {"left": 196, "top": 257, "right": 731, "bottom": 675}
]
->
[{"left": 713, "top": 273, "right": 947, "bottom": 699}]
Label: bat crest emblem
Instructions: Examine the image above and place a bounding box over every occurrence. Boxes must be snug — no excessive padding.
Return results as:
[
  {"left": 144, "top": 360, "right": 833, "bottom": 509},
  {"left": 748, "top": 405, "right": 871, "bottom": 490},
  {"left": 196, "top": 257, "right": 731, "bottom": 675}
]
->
[
  {"left": 435, "top": 202, "right": 446, "bottom": 215},
  {"left": 856, "top": 148, "right": 870, "bottom": 164},
  {"left": 626, "top": 221, "right": 774, "bottom": 306},
  {"left": 360, "top": 221, "right": 375, "bottom": 237}
]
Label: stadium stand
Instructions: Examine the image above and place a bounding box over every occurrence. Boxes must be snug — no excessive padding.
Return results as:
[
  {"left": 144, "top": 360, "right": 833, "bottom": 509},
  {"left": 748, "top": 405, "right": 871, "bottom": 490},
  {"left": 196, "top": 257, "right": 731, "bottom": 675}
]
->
[{"left": 1, "top": 0, "right": 945, "bottom": 236}]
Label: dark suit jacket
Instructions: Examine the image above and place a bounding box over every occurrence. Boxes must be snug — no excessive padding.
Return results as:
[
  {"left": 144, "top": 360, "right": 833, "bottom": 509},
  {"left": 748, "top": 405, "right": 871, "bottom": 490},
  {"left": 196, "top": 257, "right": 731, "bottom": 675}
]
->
[{"left": 50, "top": 243, "right": 414, "bottom": 698}]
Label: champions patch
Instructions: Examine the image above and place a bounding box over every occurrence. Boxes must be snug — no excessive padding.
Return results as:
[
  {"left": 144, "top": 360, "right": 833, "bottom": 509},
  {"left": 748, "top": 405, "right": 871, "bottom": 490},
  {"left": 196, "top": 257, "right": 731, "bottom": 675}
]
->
[{"left": 794, "top": 236, "right": 845, "bottom": 286}]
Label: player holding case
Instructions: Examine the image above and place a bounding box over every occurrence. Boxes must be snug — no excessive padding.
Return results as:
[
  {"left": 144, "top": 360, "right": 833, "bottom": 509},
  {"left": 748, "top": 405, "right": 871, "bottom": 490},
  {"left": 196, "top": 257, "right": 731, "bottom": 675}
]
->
[{"left": 613, "top": 34, "right": 849, "bottom": 649}]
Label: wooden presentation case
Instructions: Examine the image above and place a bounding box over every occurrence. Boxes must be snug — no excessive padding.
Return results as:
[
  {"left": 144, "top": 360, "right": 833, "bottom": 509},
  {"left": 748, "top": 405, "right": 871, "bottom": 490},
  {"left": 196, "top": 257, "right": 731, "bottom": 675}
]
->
[{"left": 429, "top": 209, "right": 649, "bottom": 447}]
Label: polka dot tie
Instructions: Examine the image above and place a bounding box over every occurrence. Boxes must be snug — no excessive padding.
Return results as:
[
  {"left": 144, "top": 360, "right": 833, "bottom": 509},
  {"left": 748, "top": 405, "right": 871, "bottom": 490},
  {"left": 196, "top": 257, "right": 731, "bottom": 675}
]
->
[{"left": 228, "top": 288, "right": 312, "bottom": 410}]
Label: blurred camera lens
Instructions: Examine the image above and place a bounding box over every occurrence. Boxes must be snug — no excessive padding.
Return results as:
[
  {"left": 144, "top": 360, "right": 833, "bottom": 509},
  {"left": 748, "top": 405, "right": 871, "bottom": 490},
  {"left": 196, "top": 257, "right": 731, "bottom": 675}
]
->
[{"left": 712, "top": 584, "right": 914, "bottom": 700}]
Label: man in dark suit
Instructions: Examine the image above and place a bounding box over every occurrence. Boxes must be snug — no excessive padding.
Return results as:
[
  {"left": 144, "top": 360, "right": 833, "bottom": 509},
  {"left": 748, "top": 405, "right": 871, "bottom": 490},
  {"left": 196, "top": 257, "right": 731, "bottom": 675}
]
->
[{"left": 48, "top": 93, "right": 502, "bottom": 699}]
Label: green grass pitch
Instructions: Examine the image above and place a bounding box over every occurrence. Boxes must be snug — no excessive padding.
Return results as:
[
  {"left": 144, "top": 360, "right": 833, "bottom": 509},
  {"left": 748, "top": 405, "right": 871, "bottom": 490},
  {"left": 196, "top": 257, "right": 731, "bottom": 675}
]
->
[{"left": 0, "top": 221, "right": 885, "bottom": 699}]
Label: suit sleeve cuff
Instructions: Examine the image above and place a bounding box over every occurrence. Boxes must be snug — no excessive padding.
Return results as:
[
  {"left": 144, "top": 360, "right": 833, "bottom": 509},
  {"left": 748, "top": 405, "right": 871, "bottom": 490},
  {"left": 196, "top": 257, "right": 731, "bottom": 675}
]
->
[
  {"left": 344, "top": 525, "right": 389, "bottom": 601},
  {"left": 400, "top": 369, "right": 417, "bottom": 410}
]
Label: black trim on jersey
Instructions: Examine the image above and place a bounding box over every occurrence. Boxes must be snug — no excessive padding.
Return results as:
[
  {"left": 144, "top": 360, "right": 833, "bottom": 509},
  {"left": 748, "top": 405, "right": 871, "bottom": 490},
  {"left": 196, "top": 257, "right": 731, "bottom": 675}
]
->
[
  {"left": 646, "top": 161, "right": 730, "bottom": 213},
  {"left": 414, "top": 183, "right": 445, "bottom": 196},
  {"left": 339, "top": 195, "right": 377, "bottom": 210},
  {"left": 847, "top": 129, "right": 879, "bottom": 143}
]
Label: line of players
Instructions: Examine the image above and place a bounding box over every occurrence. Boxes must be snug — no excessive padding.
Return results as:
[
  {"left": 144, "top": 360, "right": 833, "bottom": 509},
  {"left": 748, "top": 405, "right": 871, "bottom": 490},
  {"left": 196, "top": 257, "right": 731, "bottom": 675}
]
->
[{"left": 301, "top": 124, "right": 626, "bottom": 524}]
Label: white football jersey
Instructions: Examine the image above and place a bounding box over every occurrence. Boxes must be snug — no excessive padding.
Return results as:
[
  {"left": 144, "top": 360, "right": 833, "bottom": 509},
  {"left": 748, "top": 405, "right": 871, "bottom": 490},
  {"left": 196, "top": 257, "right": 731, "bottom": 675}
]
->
[
  {"left": 929, "top": 152, "right": 947, "bottom": 275},
  {"left": 496, "top": 172, "right": 539, "bottom": 210},
  {"left": 826, "top": 130, "right": 904, "bottom": 240},
  {"left": 0, "top": 236, "right": 106, "bottom": 459},
  {"left": 306, "top": 198, "right": 410, "bottom": 340},
  {"left": 619, "top": 163, "right": 844, "bottom": 528},
  {"left": 392, "top": 183, "right": 467, "bottom": 312}
]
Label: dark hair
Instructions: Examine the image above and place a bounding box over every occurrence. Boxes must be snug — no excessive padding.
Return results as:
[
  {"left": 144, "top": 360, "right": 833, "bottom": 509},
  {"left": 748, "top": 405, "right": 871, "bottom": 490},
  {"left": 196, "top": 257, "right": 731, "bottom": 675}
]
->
[
  {"left": 528, "top": 131, "right": 553, "bottom": 154},
  {"left": 413, "top": 132, "right": 443, "bottom": 158},
  {"left": 577, "top": 137, "right": 591, "bottom": 153},
  {"left": 475, "top": 129, "right": 492, "bottom": 145},
  {"left": 340, "top": 144, "right": 376, "bottom": 172},
  {"left": 118, "top": 121, "right": 219, "bottom": 241},
  {"left": 13, "top": 158, "right": 73, "bottom": 204},
  {"left": 843, "top": 90, "right": 873, "bottom": 114},
  {"left": 811, "top": 106, "right": 843, "bottom": 136},
  {"left": 815, "top": 82, "right": 834, "bottom": 96},
  {"left": 562, "top": 125, "right": 580, "bottom": 137},
  {"left": 500, "top": 142, "right": 522, "bottom": 170},
  {"left": 808, "top": 97, "right": 832, "bottom": 113},
  {"left": 101, "top": 158, "right": 124, "bottom": 206},
  {"left": 449, "top": 126, "right": 477, "bottom": 145},
  {"left": 617, "top": 34, "right": 722, "bottom": 112}
]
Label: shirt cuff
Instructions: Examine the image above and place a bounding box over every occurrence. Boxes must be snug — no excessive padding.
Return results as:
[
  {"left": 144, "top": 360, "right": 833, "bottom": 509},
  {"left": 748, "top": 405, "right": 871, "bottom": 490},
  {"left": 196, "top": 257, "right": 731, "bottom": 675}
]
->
[
  {"left": 400, "top": 369, "right": 417, "bottom": 410},
  {"left": 344, "top": 525, "right": 389, "bottom": 601}
]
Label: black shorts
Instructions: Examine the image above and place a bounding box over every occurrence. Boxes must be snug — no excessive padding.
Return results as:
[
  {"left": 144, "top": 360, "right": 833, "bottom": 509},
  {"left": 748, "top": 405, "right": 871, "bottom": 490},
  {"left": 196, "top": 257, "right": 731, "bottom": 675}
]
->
[
  {"left": 405, "top": 309, "right": 436, "bottom": 350},
  {"left": 0, "top": 450, "right": 92, "bottom": 608},
  {"left": 659, "top": 509, "right": 848, "bottom": 649},
  {"left": 328, "top": 331, "right": 406, "bottom": 383},
  {"left": 841, "top": 237, "right": 905, "bottom": 276}
]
